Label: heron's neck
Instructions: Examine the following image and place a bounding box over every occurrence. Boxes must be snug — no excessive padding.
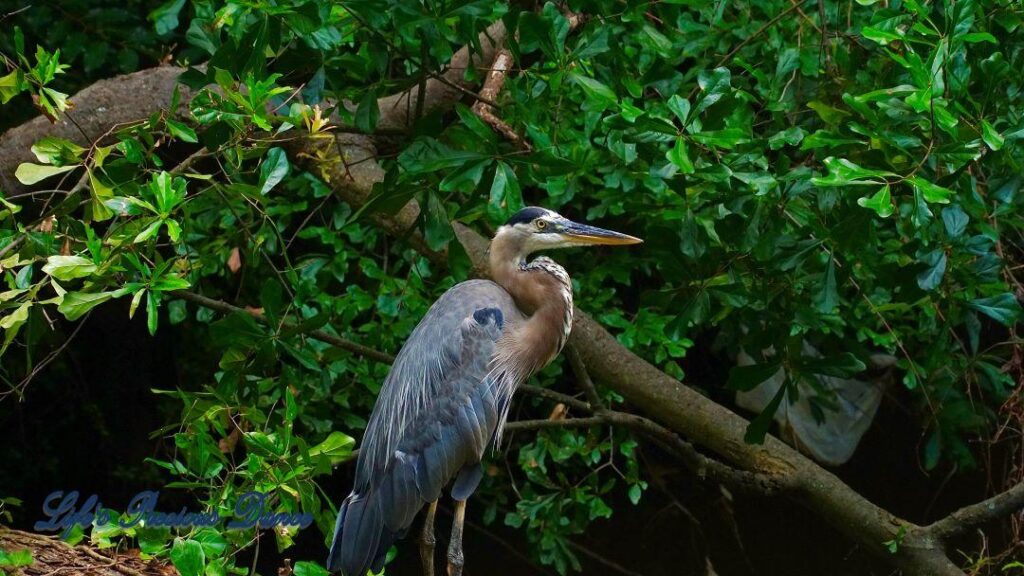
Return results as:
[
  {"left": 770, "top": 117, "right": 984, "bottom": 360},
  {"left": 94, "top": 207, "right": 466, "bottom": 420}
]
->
[
  {"left": 488, "top": 234, "right": 574, "bottom": 445},
  {"left": 489, "top": 238, "right": 574, "bottom": 374}
]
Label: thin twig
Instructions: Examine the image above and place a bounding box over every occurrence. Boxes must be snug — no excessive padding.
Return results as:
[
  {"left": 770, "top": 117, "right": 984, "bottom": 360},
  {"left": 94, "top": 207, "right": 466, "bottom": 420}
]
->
[
  {"left": 566, "top": 343, "right": 603, "bottom": 409},
  {"left": 0, "top": 234, "right": 26, "bottom": 259},
  {"left": 716, "top": 0, "right": 812, "bottom": 67},
  {"left": 1, "top": 5, "right": 31, "bottom": 21},
  {"left": 507, "top": 394, "right": 785, "bottom": 495},
  {"left": 170, "top": 290, "right": 396, "bottom": 364},
  {"left": 519, "top": 383, "right": 591, "bottom": 413}
]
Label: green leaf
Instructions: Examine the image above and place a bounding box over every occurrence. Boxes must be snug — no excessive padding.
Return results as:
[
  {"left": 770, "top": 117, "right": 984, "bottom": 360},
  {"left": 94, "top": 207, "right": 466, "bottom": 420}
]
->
[
  {"left": 129, "top": 289, "right": 145, "bottom": 319},
  {"left": 42, "top": 255, "right": 96, "bottom": 281},
  {"left": 801, "top": 353, "right": 866, "bottom": 378},
  {"left": 968, "top": 293, "right": 1022, "bottom": 326},
  {"left": 487, "top": 162, "right": 524, "bottom": 223},
  {"left": 941, "top": 206, "right": 968, "bottom": 238},
  {"left": 695, "top": 67, "right": 731, "bottom": 115},
  {"left": 134, "top": 220, "right": 163, "bottom": 243},
  {"left": 801, "top": 130, "right": 862, "bottom": 150},
  {"left": 962, "top": 32, "right": 997, "bottom": 44},
  {"left": 861, "top": 26, "right": 903, "bottom": 45},
  {"left": 209, "top": 313, "right": 266, "bottom": 348},
  {"left": 14, "top": 163, "right": 77, "bottom": 185},
  {"left": 857, "top": 184, "right": 894, "bottom": 217},
  {"left": 767, "top": 126, "right": 805, "bottom": 150},
  {"left": 424, "top": 193, "right": 453, "bottom": 251},
  {"left": 916, "top": 250, "right": 947, "bottom": 291},
  {"left": 355, "top": 89, "right": 379, "bottom": 133},
  {"left": 628, "top": 484, "right": 642, "bottom": 505},
  {"left": 58, "top": 291, "right": 117, "bottom": 321},
  {"left": 169, "top": 539, "right": 205, "bottom": 576},
  {"left": 908, "top": 177, "right": 953, "bottom": 204},
  {"left": 816, "top": 257, "right": 838, "bottom": 312},
  {"left": 812, "top": 157, "right": 895, "bottom": 186},
  {"left": 309, "top": 431, "right": 356, "bottom": 465},
  {"left": 149, "top": 0, "right": 186, "bottom": 35},
  {"left": 569, "top": 73, "right": 617, "bottom": 107},
  {"left": 147, "top": 291, "right": 159, "bottom": 335},
  {"left": 666, "top": 95, "right": 690, "bottom": 125},
  {"left": 192, "top": 528, "right": 227, "bottom": 558},
  {"left": 259, "top": 147, "right": 290, "bottom": 195},
  {"left": 0, "top": 70, "right": 25, "bottom": 104},
  {"left": 399, "top": 139, "right": 488, "bottom": 173},
  {"left": 690, "top": 129, "right": 748, "bottom": 149},
  {"left": 982, "top": 120, "right": 1004, "bottom": 151},
  {"left": 744, "top": 383, "right": 786, "bottom": 445},
  {"left": 0, "top": 549, "right": 32, "bottom": 568},
  {"left": 807, "top": 101, "right": 850, "bottom": 125},
  {"left": 88, "top": 171, "right": 115, "bottom": 222},
  {"left": 728, "top": 361, "right": 781, "bottom": 391},
  {"left": 166, "top": 119, "right": 198, "bottom": 143},
  {"left": 666, "top": 137, "right": 694, "bottom": 173},
  {"left": 31, "top": 137, "right": 86, "bottom": 165},
  {"left": 0, "top": 302, "right": 31, "bottom": 331},
  {"left": 293, "top": 561, "right": 330, "bottom": 576}
]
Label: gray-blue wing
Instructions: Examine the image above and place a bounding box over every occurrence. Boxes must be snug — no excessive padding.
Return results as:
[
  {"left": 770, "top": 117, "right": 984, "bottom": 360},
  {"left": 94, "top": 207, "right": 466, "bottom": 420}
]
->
[{"left": 327, "top": 279, "right": 524, "bottom": 576}]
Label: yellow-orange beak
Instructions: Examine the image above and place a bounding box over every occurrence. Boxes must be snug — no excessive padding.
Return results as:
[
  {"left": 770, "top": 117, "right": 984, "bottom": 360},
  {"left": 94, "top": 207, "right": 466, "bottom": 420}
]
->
[{"left": 558, "top": 221, "right": 643, "bottom": 246}]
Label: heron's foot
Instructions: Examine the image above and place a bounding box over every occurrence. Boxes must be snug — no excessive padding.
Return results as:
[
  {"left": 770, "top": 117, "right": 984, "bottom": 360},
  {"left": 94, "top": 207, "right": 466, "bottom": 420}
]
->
[
  {"left": 421, "top": 501, "right": 438, "bottom": 576},
  {"left": 446, "top": 500, "right": 467, "bottom": 576},
  {"left": 446, "top": 548, "right": 464, "bottom": 576}
]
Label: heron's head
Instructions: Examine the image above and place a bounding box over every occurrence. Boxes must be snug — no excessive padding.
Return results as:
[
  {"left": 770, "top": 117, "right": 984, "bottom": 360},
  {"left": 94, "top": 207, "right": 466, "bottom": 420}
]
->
[{"left": 495, "top": 206, "right": 642, "bottom": 257}]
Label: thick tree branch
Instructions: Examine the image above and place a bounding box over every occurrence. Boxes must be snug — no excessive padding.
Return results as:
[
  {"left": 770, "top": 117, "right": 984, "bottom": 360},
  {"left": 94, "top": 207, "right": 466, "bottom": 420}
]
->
[
  {"left": 348, "top": 21, "right": 508, "bottom": 132},
  {"left": 0, "top": 65, "right": 194, "bottom": 195},
  {"left": 471, "top": 48, "right": 531, "bottom": 150}
]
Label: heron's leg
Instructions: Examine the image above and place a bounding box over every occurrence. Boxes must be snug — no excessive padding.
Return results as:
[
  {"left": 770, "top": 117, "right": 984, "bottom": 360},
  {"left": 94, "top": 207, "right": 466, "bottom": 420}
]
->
[
  {"left": 446, "top": 500, "right": 467, "bottom": 576},
  {"left": 420, "top": 501, "right": 438, "bottom": 576}
]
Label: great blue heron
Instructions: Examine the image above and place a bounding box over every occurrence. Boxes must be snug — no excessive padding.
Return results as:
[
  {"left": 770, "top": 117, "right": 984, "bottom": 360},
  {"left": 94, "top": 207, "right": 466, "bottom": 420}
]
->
[{"left": 327, "top": 206, "right": 641, "bottom": 576}]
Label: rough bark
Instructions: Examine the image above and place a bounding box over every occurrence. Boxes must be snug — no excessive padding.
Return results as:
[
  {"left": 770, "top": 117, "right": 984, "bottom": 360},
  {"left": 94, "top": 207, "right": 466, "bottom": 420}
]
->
[
  {"left": 0, "top": 66, "right": 194, "bottom": 196},
  {"left": 0, "top": 528, "right": 178, "bottom": 575}
]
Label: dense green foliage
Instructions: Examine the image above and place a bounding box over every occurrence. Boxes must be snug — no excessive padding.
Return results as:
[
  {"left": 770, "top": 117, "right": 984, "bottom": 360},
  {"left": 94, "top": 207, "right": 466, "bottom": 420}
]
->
[{"left": 2, "top": 0, "right": 1023, "bottom": 574}]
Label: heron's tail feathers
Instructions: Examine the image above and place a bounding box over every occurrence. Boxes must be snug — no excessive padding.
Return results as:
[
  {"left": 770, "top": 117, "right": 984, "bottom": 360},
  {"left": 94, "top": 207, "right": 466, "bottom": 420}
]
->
[{"left": 326, "top": 492, "right": 393, "bottom": 575}]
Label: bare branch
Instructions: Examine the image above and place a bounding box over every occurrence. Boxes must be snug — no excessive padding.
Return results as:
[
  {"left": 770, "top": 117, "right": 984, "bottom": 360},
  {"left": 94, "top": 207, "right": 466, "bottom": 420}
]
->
[
  {"left": 471, "top": 48, "right": 531, "bottom": 150},
  {"left": 924, "top": 481, "right": 1024, "bottom": 542},
  {"left": 170, "top": 290, "right": 396, "bottom": 364},
  {"left": 519, "top": 383, "right": 591, "bottom": 413},
  {"left": 566, "top": 344, "right": 604, "bottom": 409},
  {"left": 504, "top": 416, "right": 607, "bottom": 432},
  {"left": 514, "top": 379, "right": 785, "bottom": 496}
]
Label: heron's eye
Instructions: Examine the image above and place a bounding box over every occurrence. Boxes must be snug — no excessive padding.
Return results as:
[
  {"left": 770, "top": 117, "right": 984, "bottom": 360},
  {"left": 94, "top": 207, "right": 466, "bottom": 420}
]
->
[{"left": 535, "top": 219, "right": 547, "bottom": 230}]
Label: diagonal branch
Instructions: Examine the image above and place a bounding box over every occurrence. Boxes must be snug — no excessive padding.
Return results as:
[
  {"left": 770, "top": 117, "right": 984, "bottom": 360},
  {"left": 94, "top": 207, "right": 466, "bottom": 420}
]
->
[
  {"left": 923, "top": 480, "right": 1024, "bottom": 542},
  {"left": 471, "top": 48, "right": 531, "bottom": 150},
  {"left": 170, "top": 290, "right": 396, "bottom": 364},
  {"left": 566, "top": 343, "right": 604, "bottom": 409}
]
